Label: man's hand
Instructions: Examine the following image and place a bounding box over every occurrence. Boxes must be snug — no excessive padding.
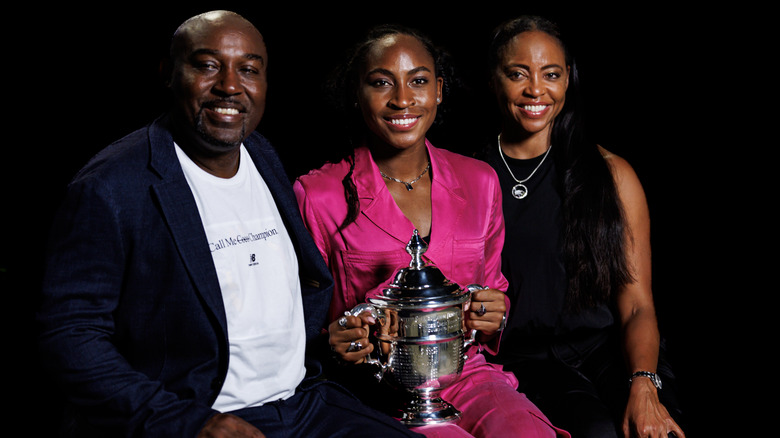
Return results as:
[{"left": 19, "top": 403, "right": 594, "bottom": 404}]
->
[{"left": 198, "top": 413, "right": 266, "bottom": 438}]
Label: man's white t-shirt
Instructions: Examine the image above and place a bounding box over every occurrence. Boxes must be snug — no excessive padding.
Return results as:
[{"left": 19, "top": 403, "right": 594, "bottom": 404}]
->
[{"left": 175, "top": 143, "right": 306, "bottom": 411}]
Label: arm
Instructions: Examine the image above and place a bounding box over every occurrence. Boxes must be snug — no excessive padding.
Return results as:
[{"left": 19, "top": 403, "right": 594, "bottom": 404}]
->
[
  {"left": 38, "top": 178, "right": 217, "bottom": 437},
  {"left": 293, "top": 179, "right": 330, "bottom": 267},
  {"left": 293, "top": 179, "right": 370, "bottom": 364},
  {"left": 606, "top": 151, "right": 685, "bottom": 438},
  {"left": 466, "top": 170, "right": 509, "bottom": 350}
]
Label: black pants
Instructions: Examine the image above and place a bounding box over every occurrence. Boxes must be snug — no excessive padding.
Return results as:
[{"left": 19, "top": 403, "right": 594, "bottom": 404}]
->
[
  {"left": 231, "top": 379, "right": 423, "bottom": 438},
  {"left": 497, "top": 330, "right": 684, "bottom": 438}
]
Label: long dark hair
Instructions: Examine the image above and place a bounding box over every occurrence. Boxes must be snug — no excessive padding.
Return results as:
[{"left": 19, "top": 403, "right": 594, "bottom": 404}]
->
[
  {"left": 489, "top": 16, "right": 633, "bottom": 310},
  {"left": 324, "top": 24, "right": 455, "bottom": 229}
]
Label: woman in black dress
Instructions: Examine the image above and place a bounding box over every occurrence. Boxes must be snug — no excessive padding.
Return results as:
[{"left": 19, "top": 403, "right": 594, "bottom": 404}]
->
[{"left": 481, "top": 15, "right": 685, "bottom": 438}]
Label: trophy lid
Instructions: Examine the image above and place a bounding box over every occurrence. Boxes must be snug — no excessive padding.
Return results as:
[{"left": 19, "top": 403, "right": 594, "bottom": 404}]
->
[{"left": 378, "top": 230, "right": 465, "bottom": 302}]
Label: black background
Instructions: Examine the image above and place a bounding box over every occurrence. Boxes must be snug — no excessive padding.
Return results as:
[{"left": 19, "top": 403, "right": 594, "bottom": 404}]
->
[{"left": 7, "top": 3, "right": 759, "bottom": 436}]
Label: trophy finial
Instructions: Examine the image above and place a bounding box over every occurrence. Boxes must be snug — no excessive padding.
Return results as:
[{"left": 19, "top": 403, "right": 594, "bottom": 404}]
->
[{"left": 406, "top": 230, "right": 427, "bottom": 269}]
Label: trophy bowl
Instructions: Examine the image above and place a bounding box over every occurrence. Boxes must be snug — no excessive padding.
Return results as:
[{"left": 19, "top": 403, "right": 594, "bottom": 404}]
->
[{"left": 348, "top": 230, "right": 480, "bottom": 426}]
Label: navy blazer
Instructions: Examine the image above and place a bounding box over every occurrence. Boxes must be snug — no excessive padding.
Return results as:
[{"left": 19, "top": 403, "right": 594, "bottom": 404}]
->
[{"left": 38, "top": 115, "right": 334, "bottom": 437}]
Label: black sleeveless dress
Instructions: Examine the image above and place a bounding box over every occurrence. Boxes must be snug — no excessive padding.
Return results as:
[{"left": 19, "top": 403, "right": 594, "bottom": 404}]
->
[
  {"left": 485, "top": 144, "right": 614, "bottom": 361},
  {"left": 483, "top": 144, "right": 684, "bottom": 437}
]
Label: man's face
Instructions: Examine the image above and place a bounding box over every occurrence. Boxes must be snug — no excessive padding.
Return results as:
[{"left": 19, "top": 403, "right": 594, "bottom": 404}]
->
[{"left": 169, "top": 16, "right": 267, "bottom": 153}]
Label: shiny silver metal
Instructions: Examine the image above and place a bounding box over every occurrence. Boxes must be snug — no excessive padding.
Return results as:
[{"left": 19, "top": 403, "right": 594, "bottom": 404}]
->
[{"left": 348, "top": 230, "right": 481, "bottom": 426}]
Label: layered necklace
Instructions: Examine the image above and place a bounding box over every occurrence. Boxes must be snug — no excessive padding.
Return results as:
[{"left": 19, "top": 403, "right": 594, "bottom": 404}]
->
[
  {"left": 497, "top": 134, "right": 552, "bottom": 199},
  {"left": 380, "top": 161, "right": 431, "bottom": 191}
]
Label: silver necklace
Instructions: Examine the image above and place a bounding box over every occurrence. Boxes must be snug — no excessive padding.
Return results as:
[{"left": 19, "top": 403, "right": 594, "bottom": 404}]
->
[
  {"left": 380, "top": 162, "right": 431, "bottom": 191},
  {"left": 497, "top": 134, "right": 552, "bottom": 199}
]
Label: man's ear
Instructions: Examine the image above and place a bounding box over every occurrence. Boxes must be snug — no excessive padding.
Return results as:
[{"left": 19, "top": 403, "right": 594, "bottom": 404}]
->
[{"left": 159, "top": 57, "right": 173, "bottom": 88}]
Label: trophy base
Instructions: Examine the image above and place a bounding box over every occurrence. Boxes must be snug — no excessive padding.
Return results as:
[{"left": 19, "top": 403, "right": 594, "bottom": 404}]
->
[{"left": 399, "top": 396, "right": 462, "bottom": 426}]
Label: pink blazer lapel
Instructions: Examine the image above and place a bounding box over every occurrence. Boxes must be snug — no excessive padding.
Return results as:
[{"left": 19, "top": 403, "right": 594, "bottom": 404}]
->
[
  {"left": 353, "top": 147, "right": 417, "bottom": 245},
  {"left": 351, "top": 142, "right": 469, "bottom": 266}
]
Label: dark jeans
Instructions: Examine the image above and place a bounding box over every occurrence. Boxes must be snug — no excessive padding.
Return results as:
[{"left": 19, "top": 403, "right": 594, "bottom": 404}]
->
[
  {"left": 231, "top": 379, "right": 423, "bottom": 438},
  {"left": 497, "top": 330, "right": 684, "bottom": 438}
]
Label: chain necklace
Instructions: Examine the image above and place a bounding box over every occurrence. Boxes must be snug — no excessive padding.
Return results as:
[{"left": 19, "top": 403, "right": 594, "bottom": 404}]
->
[
  {"left": 380, "top": 162, "right": 431, "bottom": 191},
  {"left": 497, "top": 134, "right": 552, "bottom": 199}
]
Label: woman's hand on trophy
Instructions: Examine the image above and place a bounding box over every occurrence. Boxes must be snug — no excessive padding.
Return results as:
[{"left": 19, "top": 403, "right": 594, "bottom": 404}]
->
[
  {"left": 328, "top": 312, "right": 375, "bottom": 364},
  {"left": 466, "top": 288, "right": 507, "bottom": 336}
]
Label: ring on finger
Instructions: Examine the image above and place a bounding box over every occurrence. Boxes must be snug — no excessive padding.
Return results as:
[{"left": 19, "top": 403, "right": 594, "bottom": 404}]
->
[
  {"left": 347, "top": 341, "right": 362, "bottom": 352},
  {"left": 476, "top": 303, "right": 487, "bottom": 317},
  {"left": 338, "top": 316, "right": 348, "bottom": 328}
]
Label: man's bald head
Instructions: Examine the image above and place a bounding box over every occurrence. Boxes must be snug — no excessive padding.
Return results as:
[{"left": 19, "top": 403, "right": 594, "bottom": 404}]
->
[{"left": 170, "top": 10, "right": 264, "bottom": 61}]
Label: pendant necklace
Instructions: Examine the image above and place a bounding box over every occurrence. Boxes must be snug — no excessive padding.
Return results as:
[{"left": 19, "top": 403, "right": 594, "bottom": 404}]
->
[
  {"left": 380, "top": 162, "right": 431, "bottom": 191},
  {"left": 497, "top": 134, "right": 552, "bottom": 199}
]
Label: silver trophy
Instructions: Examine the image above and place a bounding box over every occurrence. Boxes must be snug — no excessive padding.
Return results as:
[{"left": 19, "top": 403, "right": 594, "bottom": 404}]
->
[{"left": 346, "top": 230, "right": 482, "bottom": 426}]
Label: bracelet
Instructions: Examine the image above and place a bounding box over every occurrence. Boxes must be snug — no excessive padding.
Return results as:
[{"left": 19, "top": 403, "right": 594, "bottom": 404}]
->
[{"left": 497, "top": 313, "right": 507, "bottom": 331}]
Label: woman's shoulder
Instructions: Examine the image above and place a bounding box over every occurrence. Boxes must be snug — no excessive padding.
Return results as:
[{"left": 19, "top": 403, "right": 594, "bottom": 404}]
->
[
  {"left": 293, "top": 158, "right": 355, "bottom": 210},
  {"left": 599, "top": 146, "right": 638, "bottom": 180},
  {"left": 598, "top": 145, "right": 646, "bottom": 203},
  {"left": 296, "top": 159, "right": 351, "bottom": 187}
]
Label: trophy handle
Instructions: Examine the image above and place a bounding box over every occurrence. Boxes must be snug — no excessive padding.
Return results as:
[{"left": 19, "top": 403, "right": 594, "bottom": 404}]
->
[
  {"left": 463, "top": 284, "right": 487, "bottom": 359},
  {"left": 346, "top": 303, "right": 390, "bottom": 381}
]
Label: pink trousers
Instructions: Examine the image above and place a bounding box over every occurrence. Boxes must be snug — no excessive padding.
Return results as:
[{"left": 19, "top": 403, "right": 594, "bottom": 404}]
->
[{"left": 410, "top": 353, "right": 570, "bottom": 438}]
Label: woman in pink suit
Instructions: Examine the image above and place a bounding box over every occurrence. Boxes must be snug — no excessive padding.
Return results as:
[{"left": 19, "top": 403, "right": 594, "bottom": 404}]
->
[{"left": 293, "top": 24, "right": 569, "bottom": 438}]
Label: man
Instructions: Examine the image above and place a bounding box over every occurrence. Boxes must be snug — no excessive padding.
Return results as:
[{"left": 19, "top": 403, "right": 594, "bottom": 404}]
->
[{"left": 37, "top": 10, "right": 421, "bottom": 438}]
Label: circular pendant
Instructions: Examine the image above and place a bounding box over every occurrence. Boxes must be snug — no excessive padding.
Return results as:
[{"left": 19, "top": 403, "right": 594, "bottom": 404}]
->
[{"left": 511, "top": 184, "right": 528, "bottom": 199}]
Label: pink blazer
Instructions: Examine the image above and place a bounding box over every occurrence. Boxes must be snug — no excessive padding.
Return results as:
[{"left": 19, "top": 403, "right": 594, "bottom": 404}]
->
[{"left": 294, "top": 140, "right": 508, "bottom": 352}]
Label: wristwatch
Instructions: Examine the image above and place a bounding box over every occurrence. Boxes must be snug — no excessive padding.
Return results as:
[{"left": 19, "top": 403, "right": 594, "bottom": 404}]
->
[{"left": 629, "top": 371, "right": 662, "bottom": 389}]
